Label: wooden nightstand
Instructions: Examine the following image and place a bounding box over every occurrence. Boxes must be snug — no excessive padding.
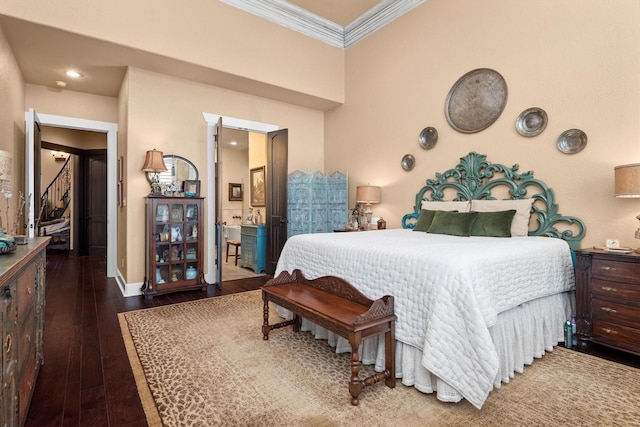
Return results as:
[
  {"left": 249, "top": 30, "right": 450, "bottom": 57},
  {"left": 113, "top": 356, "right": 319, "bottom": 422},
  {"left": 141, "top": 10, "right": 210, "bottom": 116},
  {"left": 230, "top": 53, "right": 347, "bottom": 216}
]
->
[{"left": 574, "top": 249, "right": 640, "bottom": 356}]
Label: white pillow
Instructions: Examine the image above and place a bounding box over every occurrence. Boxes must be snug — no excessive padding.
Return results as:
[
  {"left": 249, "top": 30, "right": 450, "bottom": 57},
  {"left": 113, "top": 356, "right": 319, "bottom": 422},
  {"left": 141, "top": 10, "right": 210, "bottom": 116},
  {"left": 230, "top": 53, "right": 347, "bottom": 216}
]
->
[
  {"left": 470, "top": 199, "right": 534, "bottom": 236},
  {"left": 421, "top": 200, "right": 471, "bottom": 212}
]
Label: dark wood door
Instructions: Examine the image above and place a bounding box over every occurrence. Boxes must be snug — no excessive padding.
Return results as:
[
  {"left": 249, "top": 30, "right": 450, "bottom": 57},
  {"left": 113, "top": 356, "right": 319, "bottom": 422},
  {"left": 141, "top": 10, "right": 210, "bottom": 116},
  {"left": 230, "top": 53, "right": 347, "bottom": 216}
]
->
[
  {"left": 266, "top": 129, "right": 288, "bottom": 276},
  {"left": 82, "top": 151, "right": 107, "bottom": 256}
]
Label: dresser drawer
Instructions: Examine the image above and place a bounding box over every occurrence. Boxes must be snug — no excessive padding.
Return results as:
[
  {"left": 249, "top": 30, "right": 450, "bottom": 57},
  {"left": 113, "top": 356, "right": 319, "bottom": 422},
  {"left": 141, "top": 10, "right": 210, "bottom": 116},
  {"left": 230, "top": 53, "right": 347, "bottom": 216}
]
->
[
  {"left": 592, "top": 258, "right": 640, "bottom": 284},
  {"left": 592, "top": 319, "right": 640, "bottom": 354},
  {"left": 592, "top": 278, "right": 640, "bottom": 301},
  {"left": 592, "top": 298, "right": 640, "bottom": 329},
  {"left": 17, "top": 307, "right": 36, "bottom": 378}
]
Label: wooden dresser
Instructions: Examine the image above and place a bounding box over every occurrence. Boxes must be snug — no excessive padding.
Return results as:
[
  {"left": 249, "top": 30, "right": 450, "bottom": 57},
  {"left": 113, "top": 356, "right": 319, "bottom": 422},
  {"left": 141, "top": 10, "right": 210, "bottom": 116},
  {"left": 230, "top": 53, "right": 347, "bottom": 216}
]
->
[
  {"left": 0, "top": 237, "right": 49, "bottom": 426},
  {"left": 574, "top": 249, "right": 640, "bottom": 355}
]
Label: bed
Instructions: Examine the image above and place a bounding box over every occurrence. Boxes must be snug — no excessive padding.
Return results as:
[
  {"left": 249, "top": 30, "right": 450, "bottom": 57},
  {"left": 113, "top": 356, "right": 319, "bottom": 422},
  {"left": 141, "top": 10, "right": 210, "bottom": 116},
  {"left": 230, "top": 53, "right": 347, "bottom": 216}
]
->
[{"left": 274, "top": 152, "right": 586, "bottom": 409}]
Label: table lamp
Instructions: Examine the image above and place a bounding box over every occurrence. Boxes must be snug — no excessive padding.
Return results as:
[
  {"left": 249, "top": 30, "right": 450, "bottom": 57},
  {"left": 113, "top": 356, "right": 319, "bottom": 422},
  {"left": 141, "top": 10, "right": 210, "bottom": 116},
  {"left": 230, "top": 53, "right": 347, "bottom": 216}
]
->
[
  {"left": 142, "top": 149, "right": 167, "bottom": 196},
  {"left": 356, "top": 185, "right": 381, "bottom": 229},
  {"left": 614, "top": 163, "right": 640, "bottom": 252}
]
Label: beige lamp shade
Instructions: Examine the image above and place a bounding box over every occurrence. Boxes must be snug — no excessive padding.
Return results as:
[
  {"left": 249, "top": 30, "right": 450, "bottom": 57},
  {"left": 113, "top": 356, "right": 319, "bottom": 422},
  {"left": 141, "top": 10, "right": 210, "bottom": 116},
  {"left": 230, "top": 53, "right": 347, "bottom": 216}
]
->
[
  {"left": 141, "top": 149, "right": 168, "bottom": 173},
  {"left": 356, "top": 185, "right": 381, "bottom": 204},
  {"left": 614, "top": 163, "right": 640, "bottom": 198}
]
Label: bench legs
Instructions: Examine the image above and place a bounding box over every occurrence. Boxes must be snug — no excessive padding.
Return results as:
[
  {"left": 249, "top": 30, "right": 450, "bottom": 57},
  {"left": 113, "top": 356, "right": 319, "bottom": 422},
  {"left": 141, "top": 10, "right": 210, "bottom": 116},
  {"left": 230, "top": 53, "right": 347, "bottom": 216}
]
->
[
  {"left": 262, "top": 297, "right": 299, "bottom": 340},
  {"left": 263, "top": 296, "right": 396, "bottom": 405},
  {"left": 348, "top": 327, "right": 396, "bottom": 405}
]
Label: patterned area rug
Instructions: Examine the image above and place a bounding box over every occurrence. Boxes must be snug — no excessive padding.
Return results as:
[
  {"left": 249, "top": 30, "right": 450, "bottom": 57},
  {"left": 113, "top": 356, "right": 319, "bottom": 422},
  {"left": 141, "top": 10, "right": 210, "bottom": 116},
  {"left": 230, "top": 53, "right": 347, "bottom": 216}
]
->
[{"left": 119, "top": 290, "right": 640, "bottom": 426}]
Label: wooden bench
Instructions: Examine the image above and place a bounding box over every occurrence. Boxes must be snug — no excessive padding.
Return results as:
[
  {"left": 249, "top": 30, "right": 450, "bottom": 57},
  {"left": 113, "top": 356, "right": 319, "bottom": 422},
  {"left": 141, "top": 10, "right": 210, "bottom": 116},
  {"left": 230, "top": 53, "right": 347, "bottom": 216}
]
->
[{"left": 261, "top": 269, "right": 396, "bottom": 405}]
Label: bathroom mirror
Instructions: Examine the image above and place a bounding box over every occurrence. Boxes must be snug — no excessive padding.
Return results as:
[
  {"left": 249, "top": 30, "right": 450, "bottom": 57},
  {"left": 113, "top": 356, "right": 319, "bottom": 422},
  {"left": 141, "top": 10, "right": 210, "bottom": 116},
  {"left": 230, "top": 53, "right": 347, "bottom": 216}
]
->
[{"left": 146, "top": 155, "right": 198, "bottom": 189}]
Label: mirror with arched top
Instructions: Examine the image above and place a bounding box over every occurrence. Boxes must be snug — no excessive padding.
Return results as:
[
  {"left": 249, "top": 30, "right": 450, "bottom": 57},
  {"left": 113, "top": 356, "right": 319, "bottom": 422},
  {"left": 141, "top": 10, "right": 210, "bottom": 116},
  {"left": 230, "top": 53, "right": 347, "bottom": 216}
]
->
[{"left": 146, "top": 155, "right": 198, "bottom": 191}]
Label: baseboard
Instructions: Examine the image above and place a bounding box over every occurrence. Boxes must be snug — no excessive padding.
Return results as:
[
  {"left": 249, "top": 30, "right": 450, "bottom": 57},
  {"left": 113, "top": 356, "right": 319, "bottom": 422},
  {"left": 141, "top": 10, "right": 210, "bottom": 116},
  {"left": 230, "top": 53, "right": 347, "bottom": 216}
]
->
[{"left": 115, "top": 268, "right": 143, "bottom": 297}]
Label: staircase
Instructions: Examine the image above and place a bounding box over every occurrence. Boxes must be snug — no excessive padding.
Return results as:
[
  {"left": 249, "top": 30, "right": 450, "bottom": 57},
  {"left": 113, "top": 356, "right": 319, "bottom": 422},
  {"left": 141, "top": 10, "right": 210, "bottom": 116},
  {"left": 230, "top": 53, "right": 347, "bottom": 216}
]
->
[{"left": 39, "top": 157, "right": 71, "bottom": 226}]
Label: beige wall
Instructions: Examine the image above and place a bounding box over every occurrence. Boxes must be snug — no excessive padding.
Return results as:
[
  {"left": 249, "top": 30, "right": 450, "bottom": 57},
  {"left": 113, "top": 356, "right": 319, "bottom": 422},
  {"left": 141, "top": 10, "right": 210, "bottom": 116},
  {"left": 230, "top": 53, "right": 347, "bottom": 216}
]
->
[
  {"left": 1, "top": 0, "right": 344, "bottom": 107},
  {"left": 222, "top": 146, "right": 249, "bottom": 225},
  {"left": 0, "top": 25, "right": 25, "bottom": 230},
  {"left": 325, "top": 0, "right": 640, "bottom": 249},
  {"left": 125, "top": 67, "right": 325, "bottom": 283},
  {"left": 117, "top": 71, "right": 130, "bottom": 277},
  {"left": 42, "top": 127, "right": 107, "bottom": 150},
  {"left": 25, "top": 84, "right": 118, "bottom": 123}
]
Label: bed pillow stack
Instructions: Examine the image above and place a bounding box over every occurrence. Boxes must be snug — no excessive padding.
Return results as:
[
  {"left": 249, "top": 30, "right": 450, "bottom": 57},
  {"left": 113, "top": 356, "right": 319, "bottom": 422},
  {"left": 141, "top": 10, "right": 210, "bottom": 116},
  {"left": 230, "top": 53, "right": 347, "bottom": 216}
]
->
[
  {"left": 413, "top": 200, "right": 471, "bottom": 232},
  {"left": 413, "top": 199, "right": 533, "bottom": 237},
  {"left": 470, "top": 199, "right": 534, "bottom": 236}
]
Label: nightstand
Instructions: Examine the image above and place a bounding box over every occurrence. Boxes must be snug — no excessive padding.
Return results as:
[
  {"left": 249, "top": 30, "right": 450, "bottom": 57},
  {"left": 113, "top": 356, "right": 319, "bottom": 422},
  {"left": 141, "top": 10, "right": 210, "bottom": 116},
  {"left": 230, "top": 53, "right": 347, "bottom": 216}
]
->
[{"left": 574, "top": 249, "right": 640, "bottom": 356}]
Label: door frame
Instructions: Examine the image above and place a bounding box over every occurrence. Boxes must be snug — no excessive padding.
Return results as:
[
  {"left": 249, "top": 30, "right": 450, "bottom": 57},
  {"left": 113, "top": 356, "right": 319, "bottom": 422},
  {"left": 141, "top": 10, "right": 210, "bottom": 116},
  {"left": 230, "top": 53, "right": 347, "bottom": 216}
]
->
[
  {"left": 202, "top": 113, "right": 278, "bottom": 285},
  {"left": 25, "top": 111, "right": 118, "bottom": 276}
]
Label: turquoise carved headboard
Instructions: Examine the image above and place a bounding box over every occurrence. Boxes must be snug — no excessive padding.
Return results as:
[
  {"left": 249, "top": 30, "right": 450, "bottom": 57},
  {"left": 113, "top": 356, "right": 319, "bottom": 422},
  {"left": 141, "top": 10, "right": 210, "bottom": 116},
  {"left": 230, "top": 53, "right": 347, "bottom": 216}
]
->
[{"left": 401, "top": 152, "right": 586, "bottom": 250}]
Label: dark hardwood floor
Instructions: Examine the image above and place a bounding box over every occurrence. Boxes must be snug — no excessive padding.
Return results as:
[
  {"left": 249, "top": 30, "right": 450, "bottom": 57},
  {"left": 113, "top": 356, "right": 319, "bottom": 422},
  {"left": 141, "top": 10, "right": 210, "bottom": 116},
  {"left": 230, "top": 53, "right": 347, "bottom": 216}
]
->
[
  {"left": 25, "top": 252, "right": 269, "bottom": 427},
  {"left": 26, "top": 252, "right": 639, "bottom": 426}
]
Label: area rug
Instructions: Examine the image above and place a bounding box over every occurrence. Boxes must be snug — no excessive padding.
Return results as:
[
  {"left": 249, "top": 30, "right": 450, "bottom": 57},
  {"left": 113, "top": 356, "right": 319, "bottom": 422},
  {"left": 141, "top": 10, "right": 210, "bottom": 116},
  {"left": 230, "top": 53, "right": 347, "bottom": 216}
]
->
[{"left": 119, "top": 290, "right": 640, "bottom": 426}]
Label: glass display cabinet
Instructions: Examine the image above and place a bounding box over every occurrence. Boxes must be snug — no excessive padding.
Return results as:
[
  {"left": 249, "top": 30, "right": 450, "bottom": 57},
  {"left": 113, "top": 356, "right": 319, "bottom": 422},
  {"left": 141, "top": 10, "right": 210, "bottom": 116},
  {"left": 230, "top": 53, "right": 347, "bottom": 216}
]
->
[{"left": 143, "top": 196, "right": 205, "bottom": 299}]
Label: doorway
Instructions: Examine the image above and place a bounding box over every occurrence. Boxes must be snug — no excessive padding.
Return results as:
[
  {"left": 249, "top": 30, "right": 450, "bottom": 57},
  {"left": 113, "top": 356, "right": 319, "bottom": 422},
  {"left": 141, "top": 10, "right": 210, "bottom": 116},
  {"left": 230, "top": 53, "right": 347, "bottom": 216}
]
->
[
  {"left": 25, "top": 109, "right": 118, "bottom": 275},
  {"left": 203, "top": 113, "right": 287, "bottom": 288},
  {"left": 40, "top": 137, "right": 107, "bottom": 255}
]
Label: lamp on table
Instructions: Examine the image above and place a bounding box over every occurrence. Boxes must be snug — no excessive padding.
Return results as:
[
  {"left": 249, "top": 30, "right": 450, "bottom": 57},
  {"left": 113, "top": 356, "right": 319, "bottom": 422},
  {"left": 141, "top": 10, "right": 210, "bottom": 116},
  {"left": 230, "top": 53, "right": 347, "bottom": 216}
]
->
[
  {"left": 356, "top": 185, "right": 381, "bottom": 229},
  {"left": 141, "top": 149, "right": 167, "bottom": 196},
  {"left": 614, "top": 163, "right": 640, "bottom": 252}
]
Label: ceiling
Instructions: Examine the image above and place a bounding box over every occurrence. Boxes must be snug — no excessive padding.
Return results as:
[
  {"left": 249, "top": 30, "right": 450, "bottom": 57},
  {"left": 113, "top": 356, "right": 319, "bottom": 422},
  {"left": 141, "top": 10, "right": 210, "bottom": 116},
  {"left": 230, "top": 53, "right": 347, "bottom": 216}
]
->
[
  {"left": 0, "top": 1, "right": 419, "bottom": 100},
  {"left": 1, "top": 1, "right": 419, "bottom": 149}
]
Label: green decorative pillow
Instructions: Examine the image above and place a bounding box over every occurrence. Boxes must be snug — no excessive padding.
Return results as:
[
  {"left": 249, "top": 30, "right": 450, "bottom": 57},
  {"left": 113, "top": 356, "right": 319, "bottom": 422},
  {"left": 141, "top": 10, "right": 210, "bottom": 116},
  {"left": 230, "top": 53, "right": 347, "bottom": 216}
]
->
[
  {"left": 471, "top": 210, "right": 517, "bottom": 237},
  {"left": 413, "top": 210, "right": 437, "bottom": 232},
  {"left": 427, "top": 211, "right": 479, "bottom": 237}
]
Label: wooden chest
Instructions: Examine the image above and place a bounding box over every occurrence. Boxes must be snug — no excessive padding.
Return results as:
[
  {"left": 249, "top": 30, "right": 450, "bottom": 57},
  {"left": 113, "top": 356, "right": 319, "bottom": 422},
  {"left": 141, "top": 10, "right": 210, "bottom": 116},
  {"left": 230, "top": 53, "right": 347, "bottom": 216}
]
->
[{"left": 575, "top": 249, "right": 640, "bottom": 355}]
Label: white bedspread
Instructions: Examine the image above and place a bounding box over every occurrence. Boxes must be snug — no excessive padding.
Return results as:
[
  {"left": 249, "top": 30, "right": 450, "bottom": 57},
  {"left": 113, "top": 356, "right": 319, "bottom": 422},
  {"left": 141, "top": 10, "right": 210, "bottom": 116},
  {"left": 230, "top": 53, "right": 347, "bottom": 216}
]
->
[{"left": 274, "top": 229, "right": 575, "bottom": 409}]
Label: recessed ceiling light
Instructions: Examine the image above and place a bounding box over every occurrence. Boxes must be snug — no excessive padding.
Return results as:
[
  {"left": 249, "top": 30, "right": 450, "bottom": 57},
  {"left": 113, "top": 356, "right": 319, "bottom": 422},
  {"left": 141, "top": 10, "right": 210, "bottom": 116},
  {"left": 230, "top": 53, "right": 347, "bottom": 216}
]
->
[
  {"left": 230, "top": 141, "right": 237, "bottom": 145},
  {"left": 55, "top": 80, "right": 67, "bottom": 88},
  {"left": 65, "top": 70, "right": 83, "bottom": 78}
]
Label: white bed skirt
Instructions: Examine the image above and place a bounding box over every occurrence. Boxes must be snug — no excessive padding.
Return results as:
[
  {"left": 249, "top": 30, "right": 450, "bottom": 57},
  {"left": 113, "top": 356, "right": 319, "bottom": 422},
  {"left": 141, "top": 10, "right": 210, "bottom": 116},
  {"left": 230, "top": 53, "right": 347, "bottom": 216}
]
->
[{"left": 276, "top": 291, "right": 574, "bottom": 404}]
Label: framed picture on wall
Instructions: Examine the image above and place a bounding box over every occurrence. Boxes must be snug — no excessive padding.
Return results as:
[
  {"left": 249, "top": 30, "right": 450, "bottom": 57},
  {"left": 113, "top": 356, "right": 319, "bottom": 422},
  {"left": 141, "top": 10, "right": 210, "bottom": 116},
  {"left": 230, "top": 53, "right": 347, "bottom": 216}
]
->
[
  {"left": 229, "top": 183, "right": 243, "bottom": 201},
  {"left": 250, "top": 166, "right": 266, "bottom": 207}
]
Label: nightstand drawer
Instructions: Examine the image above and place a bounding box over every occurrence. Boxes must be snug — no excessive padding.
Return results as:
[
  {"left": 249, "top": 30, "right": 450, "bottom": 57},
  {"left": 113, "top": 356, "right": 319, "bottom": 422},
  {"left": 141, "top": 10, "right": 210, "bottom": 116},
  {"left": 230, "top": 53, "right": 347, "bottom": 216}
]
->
[
  {"left": 592, "top": 298, "right": 640, "bottom": 329},
  {"left": 592, "top": 279, "right": 640, "bottom": 300},
  {"left": 592, "top": 258, "right": 640, "bottom": 284},
  {"left": 592, "top": 319, "right": 640, "bottom": 354}
]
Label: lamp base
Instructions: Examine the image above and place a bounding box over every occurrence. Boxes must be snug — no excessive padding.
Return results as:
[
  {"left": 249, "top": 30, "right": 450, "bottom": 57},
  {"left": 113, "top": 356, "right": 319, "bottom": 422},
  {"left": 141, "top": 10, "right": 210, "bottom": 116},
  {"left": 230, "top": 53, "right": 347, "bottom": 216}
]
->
[{"left": 149, "top": 182, "right": 163, "bottom": 196}]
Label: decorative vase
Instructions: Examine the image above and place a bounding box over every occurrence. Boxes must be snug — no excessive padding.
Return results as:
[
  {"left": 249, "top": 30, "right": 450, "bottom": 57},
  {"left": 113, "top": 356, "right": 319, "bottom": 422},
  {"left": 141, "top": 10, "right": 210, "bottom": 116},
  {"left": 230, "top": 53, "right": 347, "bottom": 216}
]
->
[
  {"left": 186, "top": 266, "right": 197, "bottom": 280},
  {"left": 156, "top": 267, "right": 165, "bottom": 284}
]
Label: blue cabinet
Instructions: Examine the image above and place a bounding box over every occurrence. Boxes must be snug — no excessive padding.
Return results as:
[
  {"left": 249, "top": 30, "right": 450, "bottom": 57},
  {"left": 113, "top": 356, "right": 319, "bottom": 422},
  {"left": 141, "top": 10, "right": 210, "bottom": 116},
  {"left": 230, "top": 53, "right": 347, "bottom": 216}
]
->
[{"left": 240, "top": 225, "right": 266, "bottom": 273}]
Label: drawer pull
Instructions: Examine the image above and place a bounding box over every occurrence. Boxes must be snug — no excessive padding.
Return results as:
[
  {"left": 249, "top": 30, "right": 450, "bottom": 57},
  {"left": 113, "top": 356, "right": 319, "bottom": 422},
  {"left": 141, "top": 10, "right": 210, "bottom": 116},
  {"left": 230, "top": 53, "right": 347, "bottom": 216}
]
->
[
  {"left": 601, "top": 328, "right": 618, "bottom": 335},
  {"left": 600, "top": 286, "right": 618, "bottom": 292},
  {"left": 27, "top": 287, "right": 32, "bottom": 295},
  {"left": 5, "top": 334, "right": 10, "bottom": 353},
  {"left": 600, "top": 266, "right": 616, "bottom": 271},
  {"left": 600, "top": 307, "right": 618, "bottom": 313}
]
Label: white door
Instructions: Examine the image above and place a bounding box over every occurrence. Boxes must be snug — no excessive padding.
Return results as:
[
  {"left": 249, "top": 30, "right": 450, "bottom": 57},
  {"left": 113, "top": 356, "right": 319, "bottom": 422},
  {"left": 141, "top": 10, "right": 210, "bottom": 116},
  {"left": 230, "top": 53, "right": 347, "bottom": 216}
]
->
[{"left": 25, "top": 108, "right": 41, "bottom": 238}]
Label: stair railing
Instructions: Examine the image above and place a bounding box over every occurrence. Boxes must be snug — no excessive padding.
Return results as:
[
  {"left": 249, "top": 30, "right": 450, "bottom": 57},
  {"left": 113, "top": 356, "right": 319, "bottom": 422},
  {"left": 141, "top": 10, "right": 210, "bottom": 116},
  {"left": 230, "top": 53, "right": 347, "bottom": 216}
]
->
[{"left": 39, "top": 157, "right": 71, "bottom": 226}]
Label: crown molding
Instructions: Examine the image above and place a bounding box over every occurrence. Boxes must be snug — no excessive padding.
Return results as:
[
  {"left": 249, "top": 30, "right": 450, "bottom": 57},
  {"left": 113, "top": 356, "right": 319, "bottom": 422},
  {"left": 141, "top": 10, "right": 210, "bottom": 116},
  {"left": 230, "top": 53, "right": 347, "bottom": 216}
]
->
[
  {"left": 344, "top": 0, "right": 426, "bottom": 48},
  {"left": 220, "top": 0, "right": 426, "bottom": 49}
]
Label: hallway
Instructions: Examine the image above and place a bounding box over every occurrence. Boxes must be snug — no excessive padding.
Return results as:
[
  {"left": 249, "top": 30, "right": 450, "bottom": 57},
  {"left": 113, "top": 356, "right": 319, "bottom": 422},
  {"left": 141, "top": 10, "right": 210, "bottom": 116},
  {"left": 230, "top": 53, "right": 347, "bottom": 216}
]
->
[{"left": 26, "top": 253, "right": 267, "bottom": 426}]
